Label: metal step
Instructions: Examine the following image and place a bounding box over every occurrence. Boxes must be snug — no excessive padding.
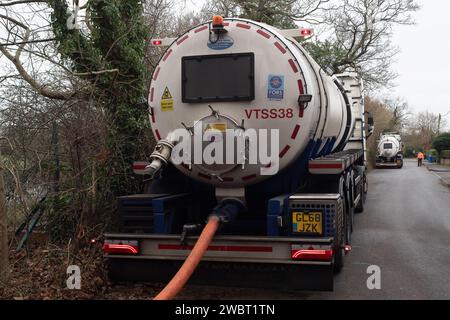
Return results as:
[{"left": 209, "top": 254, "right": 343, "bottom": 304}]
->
[
  {"left": 117, "top": 194, "right": 168, "bottom": 233},
  {"left": 348, "top": 138, "right": 364, "bottom": 142}
]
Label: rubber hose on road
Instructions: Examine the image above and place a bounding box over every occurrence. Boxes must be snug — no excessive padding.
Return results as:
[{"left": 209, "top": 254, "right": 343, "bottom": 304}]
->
[{"left": 153, "top": 216, "right": 220, "bottom": 300}]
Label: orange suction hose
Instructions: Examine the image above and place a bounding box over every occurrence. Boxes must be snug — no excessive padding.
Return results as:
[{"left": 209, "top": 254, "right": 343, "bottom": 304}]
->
[{"left": 153, "top": 215, "right": 220, "bottom": 300}]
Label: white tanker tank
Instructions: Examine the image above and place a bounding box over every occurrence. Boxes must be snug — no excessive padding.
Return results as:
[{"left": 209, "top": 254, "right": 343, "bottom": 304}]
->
[
  {"left": 107, "top": 17, "right": 373, "bottom": 291},
  {"left": 375, "top": 132, "right": 404, "bottom": 168},
  {"left": 146, "top": 17, "right": 356, "bottom": 193}
]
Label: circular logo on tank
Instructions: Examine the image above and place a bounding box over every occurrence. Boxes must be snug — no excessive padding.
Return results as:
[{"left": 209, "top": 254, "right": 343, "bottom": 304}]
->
[
  {"left": 207, "top": 34, "right": 234, "bottom": 50},
  {"left": 270, "top": 76, "right": 283, "bottom": 89}
]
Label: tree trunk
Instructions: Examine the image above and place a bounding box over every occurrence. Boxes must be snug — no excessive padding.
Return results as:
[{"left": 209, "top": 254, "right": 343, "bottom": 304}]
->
[
  {"left": 0, "top": 160, "right": 9, "bottom": 285},
  {"left": 52, "top": 122, "right": 60, "bottom": 193}
]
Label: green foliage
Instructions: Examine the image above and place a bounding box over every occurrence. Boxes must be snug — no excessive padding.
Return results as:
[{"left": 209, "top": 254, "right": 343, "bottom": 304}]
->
[
  {"left": 235, "top": 0, "right": 297, "bottom": 29},
  {"left": 432, "top": 133, "right": 450, "bottom": 153},
  {"left": 48, "top": 0, "right": 150, "bottom": 196},
  {"left": 441, "top": 150, "right": 450, "bottom": 159},
  {"left": 303, "top": 40, "right": 348, "bottom": 72},
  {"left": 404, "top": 146, "right": 415, "bottom": 158},
  {"left": 427, "top": 149, "right": 438, "bottom": 157}
]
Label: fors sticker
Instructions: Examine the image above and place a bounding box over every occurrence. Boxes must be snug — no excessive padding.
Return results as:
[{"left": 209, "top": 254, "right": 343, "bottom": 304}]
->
[{"left": 267, "top": 75, "right": 284, "bottom": 100}]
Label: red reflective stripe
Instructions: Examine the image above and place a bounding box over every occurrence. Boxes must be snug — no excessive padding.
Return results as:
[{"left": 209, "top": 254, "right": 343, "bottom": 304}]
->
[
  {"left": 291, "top": 125, "right": 301, "bottom": 140},
  {"left": 288, "top": 59, "right": 298, "bottom": 73},
  {"left": 162, "top": 49, "right": 172, "bottom": 62},
  {"left": 279, "top": 145, "right": 291, "bottom": 158},
  {"left": 257, "top": 29, "right": 270, "bottom": 39},
  {"left": 153, "top": 67, "right": 160, "bottom": 80},
  {"left": 236, "top": 23, "right": 251, "bottom": 29},
  {"left": 223, "top": 22, "right": 229, "bottom": 27},
  {"left": 103, "top": 244, "right": 139, "bottom": 254},
  {"left": 159, "top": 244, "right": 273, "bottom": 253},
  {"left": 299, "top": 104, "right": 304, "bottom": 118},
  {"left": 133, "top": 164, "right": 147, "bottom": 170},
  {"left": 150, "top": 87, "right": 154, "bottom": 102},
  {"left": 274, "top": 41, "right": 286, "bottom": 54},
  {"left": 309, "top": 163, "right": 343, "bottom": 169},
  {"left": 194, "top": 25, "right": 208, "bottom": 33},
  {"left": 155, "top": 129, "right": 161, "bottom": 140},
  {"left": 291, "top": 249, "right": 333, "bottom": 261},
  {"left": 150, "top": 107, "right": 155, "bottom": 123},
  {"left": 242, "top": 174, "right": 257, "bottom": 181},
  {"left": 297, "top": 79, "right": 304, "bottom": 94},
  {"left": 177, "top": 35, "right": 189, "bottom": 45}
]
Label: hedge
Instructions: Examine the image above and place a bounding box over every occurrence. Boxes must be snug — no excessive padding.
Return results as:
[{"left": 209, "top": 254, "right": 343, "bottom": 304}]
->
[{"left": 440, "top": 150, "right": 450, "bottom": 159}]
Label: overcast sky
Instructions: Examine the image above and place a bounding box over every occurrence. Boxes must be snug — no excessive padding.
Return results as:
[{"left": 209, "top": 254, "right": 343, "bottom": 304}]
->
[{"left": 387, "top": 0, "right": 450, "bottom": 128}]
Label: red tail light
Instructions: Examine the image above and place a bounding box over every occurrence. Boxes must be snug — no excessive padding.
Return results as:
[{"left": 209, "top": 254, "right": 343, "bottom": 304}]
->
[
  {"left": 300, "top": 28, "right": 313, "bottom": 37},
  {"left": 291, "top": 249, "right": 333, "bottom": 261},
  {"left": 103, "top": 240, "right": 139, "bottom": 255},
  {"left": 152, "top": 40, "right": 162, "bottom": 46}
]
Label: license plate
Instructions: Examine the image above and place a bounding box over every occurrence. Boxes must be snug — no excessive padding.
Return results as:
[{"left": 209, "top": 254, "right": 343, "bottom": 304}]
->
[{"left": 292, "top": 212, "right": 323, "bottom": 235}]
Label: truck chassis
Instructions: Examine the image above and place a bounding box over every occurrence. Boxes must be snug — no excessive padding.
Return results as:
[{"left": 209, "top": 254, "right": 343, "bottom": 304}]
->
[{"left": 104, "top": 149, "right": 366, "bottom": 291}]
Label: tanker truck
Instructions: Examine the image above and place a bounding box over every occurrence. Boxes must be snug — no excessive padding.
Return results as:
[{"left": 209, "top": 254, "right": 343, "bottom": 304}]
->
[
  {"left": 103, "top": 17, "right": 374, "bottom": 292},
  {"left": 375, "top": 132, "right": 403, "bottom": 168}
]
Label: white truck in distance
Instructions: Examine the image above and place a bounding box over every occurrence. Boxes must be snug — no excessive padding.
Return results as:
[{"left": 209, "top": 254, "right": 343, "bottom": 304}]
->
[{"left": 375, "top": 132, "right": 404, "bottom": 168}]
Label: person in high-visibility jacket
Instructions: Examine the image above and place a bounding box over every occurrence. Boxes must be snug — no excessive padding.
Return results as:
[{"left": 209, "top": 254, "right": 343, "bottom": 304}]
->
[{"left": 417, "top": 152, "right": 424, "bottom": 167}]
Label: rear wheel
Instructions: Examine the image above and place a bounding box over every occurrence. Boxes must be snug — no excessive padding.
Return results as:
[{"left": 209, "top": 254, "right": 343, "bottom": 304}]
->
[
  {"left": 345, "top": 171, "right": 354, "bottom": 236},
  {"left": 355, "top": 171, "right": 367, "bottom": 213},
  {"left": 333, "top": 176, "right": 346, "bottom": 274},
  {"left": 355, "top": 186, "right": 364, "bottom": 213}
]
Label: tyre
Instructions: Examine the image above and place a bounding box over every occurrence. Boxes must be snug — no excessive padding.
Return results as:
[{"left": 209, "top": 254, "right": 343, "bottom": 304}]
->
[
  {"left": 333, "top": 176, "right": 346, "bottom": 274},
  {"left": 355, "top": 186, "right": 364, "bottom": 213},
  {"left": 345, "top": 171, "right": 354, "bottom": 235},
  {"left": 333, "top": 245, "right": 344, "bottom": 274},
  {"left": 355, "top": 172, "right": 367, "bottom": 213}
]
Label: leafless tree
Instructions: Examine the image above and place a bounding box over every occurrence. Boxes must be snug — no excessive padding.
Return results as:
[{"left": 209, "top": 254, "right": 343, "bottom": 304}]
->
[
  {"left": 364, "top": 97, "right": 394, "bottom": 165},
  {"left": 0, "top": 1, "right": 189, "bottom": 248},
  {"left": 403, "top": 111, "right": 444, "bottom": 151},
  {"left": 318, "top": 0, "right": 419, "bottom": 89},
  {"left": 383, "top": 97, "right": 411, "bottom": 131},
  {"left": 0, "top": 147, "right": 8, "bottom": 286}
]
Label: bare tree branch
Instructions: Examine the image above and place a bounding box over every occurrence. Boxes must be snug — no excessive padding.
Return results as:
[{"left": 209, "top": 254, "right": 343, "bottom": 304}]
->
[
  {"left": 0, "top": 0, "right": 47, "bottom": 7},
  {"left": 0, "top": 12, "right": 76, "bottom": 100},
  {"left": 0, "top": 38, "right": 56, "bottom": 46}
]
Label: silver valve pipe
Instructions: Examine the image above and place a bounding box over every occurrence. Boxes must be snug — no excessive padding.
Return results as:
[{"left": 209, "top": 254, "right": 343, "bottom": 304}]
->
[{"left": 145, "top": 132, "right": 178, "bottom": 177}]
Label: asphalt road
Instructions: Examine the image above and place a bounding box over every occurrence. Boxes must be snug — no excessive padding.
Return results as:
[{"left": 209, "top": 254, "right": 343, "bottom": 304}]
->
[{"left": 177, "top": 159, "right": 450, "bottom": 299}]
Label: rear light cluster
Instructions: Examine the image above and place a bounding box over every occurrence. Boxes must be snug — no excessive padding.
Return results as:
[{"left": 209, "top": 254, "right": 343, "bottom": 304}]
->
[
  {"left": 291, "top": 244, "right": 333, "bottom": 261},
  {"left": 300, "top": 28, "right": 313, "bottom": 37},
  {"left": 103, "top": 240, "right": 139, "bottom": 255}
]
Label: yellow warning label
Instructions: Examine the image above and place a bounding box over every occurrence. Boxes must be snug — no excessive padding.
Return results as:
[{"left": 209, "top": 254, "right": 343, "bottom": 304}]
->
[
  {"left": 161, "top": 99, "right": 173, "bottom": 111},
  {"left": 204, "top": 123, "right": 227, "bottom": 132},
  {"left": 160, "top": 87, "right": 173, "bottom": 111},
  {"left": 161, "top": 87, "right": 172, "bottom": 99}
]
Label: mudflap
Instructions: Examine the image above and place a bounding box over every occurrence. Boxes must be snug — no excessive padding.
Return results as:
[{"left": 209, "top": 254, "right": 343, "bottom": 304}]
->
[{"left": 106, "top": 258, "right": 334, "bottom": 292}]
